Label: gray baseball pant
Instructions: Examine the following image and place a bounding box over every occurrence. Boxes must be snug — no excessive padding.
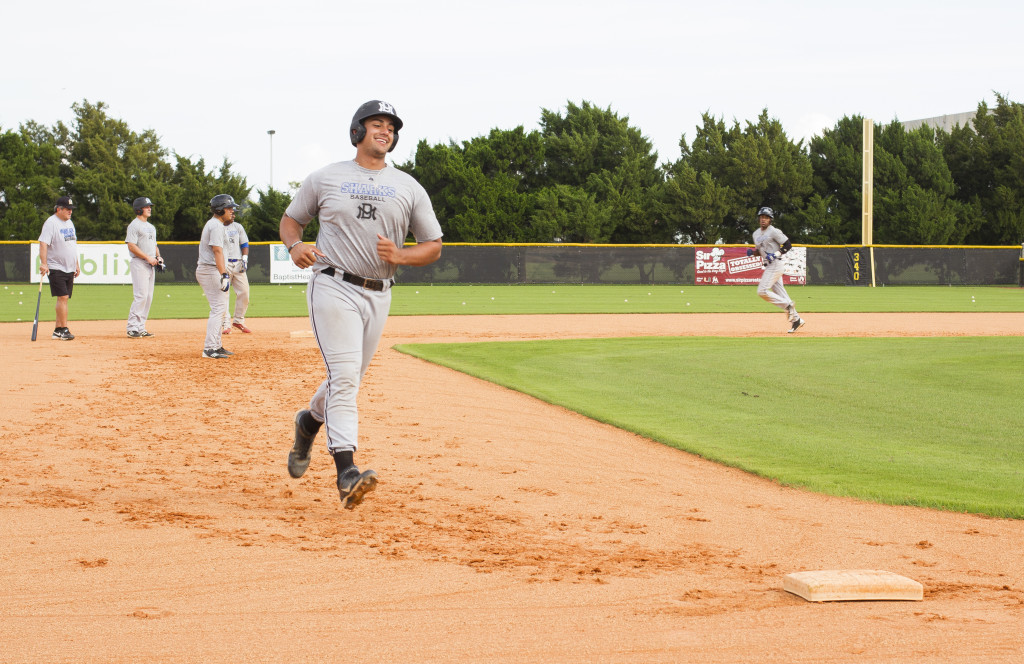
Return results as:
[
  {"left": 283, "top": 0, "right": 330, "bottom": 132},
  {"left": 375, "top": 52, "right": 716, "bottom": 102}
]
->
[
  {"left": 306, "top": 271, "right": 391, "bottom": 454},
  {"left": 127, "top": 259, "right": 155, "bottom": 333},
  {"left": 196, "top": 264, "right": 227, "bottom": 350}
]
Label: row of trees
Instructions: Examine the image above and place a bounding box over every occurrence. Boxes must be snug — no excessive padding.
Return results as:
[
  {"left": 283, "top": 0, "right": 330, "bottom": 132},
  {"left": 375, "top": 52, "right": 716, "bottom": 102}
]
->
[
  {"left": 2, "top": 96, "right": 1022, "bottom": 245},
  {"left": 402, "top": 96, "right": 1024, "bottom": 245},
  {"left": 0, "top": 101, "right": 288, "bottom": 244}
]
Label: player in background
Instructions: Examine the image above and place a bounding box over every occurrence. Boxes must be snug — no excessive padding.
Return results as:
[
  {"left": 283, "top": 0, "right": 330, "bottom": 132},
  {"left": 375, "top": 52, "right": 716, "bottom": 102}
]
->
[
  {"left": 196, "top": 194, "right": 239, "bottom": 359},
  {"left": 125, "top": 197, "right": 162, "bottom": 338},
  {"left": 280, "top": 100, "right": 443, "bottom": 510},
  {"left": 748, "top": 206, "right": 805, "bottom": 333},
  {"left": 220, "top": 218, "right": 252, "bottom": 335},
  {"left": 38, "top": 196, "right": 80, "bottom": 340}
]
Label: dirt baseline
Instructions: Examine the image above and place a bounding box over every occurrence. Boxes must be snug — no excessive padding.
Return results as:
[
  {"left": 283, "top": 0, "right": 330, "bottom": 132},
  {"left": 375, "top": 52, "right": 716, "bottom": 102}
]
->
[{"left": 2, "top": 313, "right": 1023, "bottom": 663}]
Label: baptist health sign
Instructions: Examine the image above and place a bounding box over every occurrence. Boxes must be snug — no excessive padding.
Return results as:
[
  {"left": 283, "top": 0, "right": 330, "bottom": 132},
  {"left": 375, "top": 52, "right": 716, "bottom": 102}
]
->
[
  {"left": 30, "top": 244, "right": 137, "bottom": 284},
  {"left": 269, "top": 244, "right": 312, "bottom": 283}
]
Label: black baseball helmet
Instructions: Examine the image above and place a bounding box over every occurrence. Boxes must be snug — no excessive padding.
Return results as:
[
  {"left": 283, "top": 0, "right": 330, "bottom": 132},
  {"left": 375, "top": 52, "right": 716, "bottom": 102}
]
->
[
  {"left": 350, "top": 100, "right": 403, "bottom": 152},
  {"left": 210, "top": 194, "right": 240, "bottom": 215},
  {"left": 133, "top": 197, "right": 153, "bottom": 214},
  {"left": 757, "top": 206, "right": 775, "bottom": 219}
]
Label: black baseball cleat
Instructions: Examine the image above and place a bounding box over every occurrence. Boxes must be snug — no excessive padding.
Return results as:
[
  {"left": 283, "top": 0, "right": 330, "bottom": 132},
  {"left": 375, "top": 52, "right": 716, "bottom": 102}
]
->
[
  {"left": 287, "top": 410, "right": 319, "bottom": 478},
  {"left": 52, "top": 327, "right": 74, "bottom": 340},
  {"left": 202, "top": 348, "right": 229, "bottom": 359},
  {"left": 337, "top": 466, "right": 377, "bottom": 510},
  {"left": 788, "top": 317, "right": 806, "bottom": 333},
  {"left": 127, "top": 330, "right": 141, "bottom": 338},
  {"left": 214, "top": 346, "right": 234, "bottom": 356},
  {"left": 139, "top": 330, "right": 154, "bottom": 337}
]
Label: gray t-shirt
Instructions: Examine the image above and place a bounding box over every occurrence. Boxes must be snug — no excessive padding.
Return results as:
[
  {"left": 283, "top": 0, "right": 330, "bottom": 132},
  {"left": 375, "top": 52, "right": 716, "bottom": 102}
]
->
[
  {"left": 38, "top": 214, "right": 78, "bottom": 272},
  {"left": 224, "top": 222, "right": 248, "bottom": 261},
  {"left": 285, "top": 160, "right": 442, "bottom": 280},
  {"left": 197, "top": 217, "right": 227, "bottom": 267},
  {"left": 752, "top": 225, "right": 788, "bottom": 257},
  {"left": 125, "top": 218, "right": 158, "bottom": 261}
]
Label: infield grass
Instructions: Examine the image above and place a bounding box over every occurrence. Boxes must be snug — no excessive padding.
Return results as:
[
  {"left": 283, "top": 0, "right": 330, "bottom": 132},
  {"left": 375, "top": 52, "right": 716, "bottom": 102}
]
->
[
  {"left": 396, "top": 337, "right": 1024, "bottom": 519},
  {"left": 2, "top": 283, "right": 1022, "bottom": 322}
]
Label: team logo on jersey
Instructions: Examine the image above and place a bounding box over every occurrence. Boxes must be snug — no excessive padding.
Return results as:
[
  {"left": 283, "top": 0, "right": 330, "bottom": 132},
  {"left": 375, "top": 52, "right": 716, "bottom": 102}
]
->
[
  {"left": 356, "top": 204, "right": 378, "bottom": 221},
  {"left": 341, "top": 181, "right": 396, "bottom": 203}
]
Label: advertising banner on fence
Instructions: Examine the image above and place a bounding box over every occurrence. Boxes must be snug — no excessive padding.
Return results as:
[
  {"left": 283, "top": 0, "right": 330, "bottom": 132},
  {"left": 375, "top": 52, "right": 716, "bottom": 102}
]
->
[
  {"left": 30, "top": 244, "right": 136, "bottom": 284},
  {"left": 269, "top": 244, "right": 313, "bottom": 283},
  {"left": 694, "top": 246, "right": 807, "bottom": 285}
]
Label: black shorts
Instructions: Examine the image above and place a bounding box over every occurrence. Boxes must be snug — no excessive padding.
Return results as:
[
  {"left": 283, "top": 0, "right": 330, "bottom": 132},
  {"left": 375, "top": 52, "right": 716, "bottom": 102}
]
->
[{"left": 47, "top": 269, "right": 75, "bottom": 298}]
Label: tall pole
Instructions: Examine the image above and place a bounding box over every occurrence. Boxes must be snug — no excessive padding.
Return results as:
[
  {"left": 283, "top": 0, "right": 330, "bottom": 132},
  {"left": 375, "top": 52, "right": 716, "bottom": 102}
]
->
[
  {"left": 862, "top": 118, "right": 876, "bottom": 287},
  {"left": 267, "top": 129, "right": 276, "bottom": 190}
]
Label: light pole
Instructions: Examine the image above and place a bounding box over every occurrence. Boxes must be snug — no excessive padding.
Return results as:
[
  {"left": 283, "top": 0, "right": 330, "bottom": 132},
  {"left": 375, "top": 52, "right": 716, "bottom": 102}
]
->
[{"left": 267, "top": 129, "right": 276, "bottom": 190}]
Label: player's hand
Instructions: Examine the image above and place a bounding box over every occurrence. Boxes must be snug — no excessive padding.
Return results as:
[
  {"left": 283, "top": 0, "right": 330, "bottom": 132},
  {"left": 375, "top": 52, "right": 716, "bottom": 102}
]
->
[
  {"left": 289, "top": 243, "right": 325, "bottom": 269},
  {"left": 220, "top": 273, "right": 230, "bottom": 292},
  {"left": 40, "top": 265, "right": 49, "bottom": 276},
  {"left": 239, "top": 257, "right": 248, "bottom": 273},
  {"left": 764, "top": 252, "right": 777, "bottom": 265},
  {"left": 376, "top": 234, "right": 401, "bottom": 264},
  {"left": 746, "top": 248, "right": 754, "bottom": 257}
]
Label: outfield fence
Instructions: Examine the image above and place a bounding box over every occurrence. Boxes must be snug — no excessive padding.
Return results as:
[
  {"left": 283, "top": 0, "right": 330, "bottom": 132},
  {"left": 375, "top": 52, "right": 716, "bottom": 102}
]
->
[{"left": 1, "top": 242, "right": 1021, "bottom": 286}]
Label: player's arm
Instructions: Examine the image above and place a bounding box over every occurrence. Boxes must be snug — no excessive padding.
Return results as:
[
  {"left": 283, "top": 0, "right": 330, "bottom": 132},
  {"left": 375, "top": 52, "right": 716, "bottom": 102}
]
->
[
  {"left": 780, "top": 239, "right": 792, "bottom": 254},
  {"left": 38, "top": 241, "right": 49, "bottom": 275},
  {"left": 279, "top": 214, "right": 325, "bottom": 269},
  {"left": 376, "top": 236, "right": 442, "bottom": 266},
  {"left": 126, "top": 241, "right": 158, "bottom": 265},
  {"left": 211, "top": 245, "right": 227, "bottom": 274}
]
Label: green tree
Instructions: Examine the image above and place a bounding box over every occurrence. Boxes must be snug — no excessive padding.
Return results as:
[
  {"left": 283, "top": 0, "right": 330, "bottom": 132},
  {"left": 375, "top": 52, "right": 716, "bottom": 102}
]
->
[
  {"left": 167, "top": 154, "right": 250, "bottom": 241},
  {"left": 59, "top": 100, "right": 179, "bottom": 240},
  {"left": 806, "top": 115, "right": 864, "bottom": 242},
  {"left": 664, "top": 110, "right": 812, "bottom": 243},
  {"left": 540, "top": 101, "right": 663, "bottom": 243},
  {"left": 245, "top": 187, "right": 292, "bottom": 242},
  {"left": 873, "top": 121, "right": 963, "bottom": 244},
  {"left": 940, "top": 94, "right": 1024, "bottom": 244},
  {"left": 0, "top": 122, "right": 63, "bottom": 244}
]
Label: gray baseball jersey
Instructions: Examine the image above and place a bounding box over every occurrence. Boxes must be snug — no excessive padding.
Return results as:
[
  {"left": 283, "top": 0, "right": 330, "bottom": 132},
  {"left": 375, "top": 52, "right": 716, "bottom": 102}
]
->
[
  {"left": 38, "top": 214, "right": 78, "bottom": 272},
  {"left": 224, "top": 222, "right": 248, "bottom": 261},
  {"left": 752, "top": 225, "right": 788, "bottom": 257},
  {"left": 285, "top": 160, "right": 442, "bottom": 280},
  {"left": 197, "top": 217, "right": 227, "bottom": 266},
  {"left": 125, "top": 218, "right": 158, "bottom": 260}
]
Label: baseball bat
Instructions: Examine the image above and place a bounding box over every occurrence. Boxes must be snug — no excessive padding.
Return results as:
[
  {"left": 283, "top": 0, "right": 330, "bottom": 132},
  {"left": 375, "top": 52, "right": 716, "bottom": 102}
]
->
[{"left": 31, "top": 279, "right": 43, "bottom": 341}]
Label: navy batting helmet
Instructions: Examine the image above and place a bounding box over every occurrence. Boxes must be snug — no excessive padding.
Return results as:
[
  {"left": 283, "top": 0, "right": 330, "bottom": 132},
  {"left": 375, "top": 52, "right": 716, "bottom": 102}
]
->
[
  {"left": 350, "top": 100, "right": 403, "bottom": 152},
  {"left": 757, "top": 206, "right": 775, "bottom": 219},
  {"left": 133, "top": 197, "right": 153, "bottom": 214},
  {"left": 210, "top": 194, "right": 240, "bottom": 216}
]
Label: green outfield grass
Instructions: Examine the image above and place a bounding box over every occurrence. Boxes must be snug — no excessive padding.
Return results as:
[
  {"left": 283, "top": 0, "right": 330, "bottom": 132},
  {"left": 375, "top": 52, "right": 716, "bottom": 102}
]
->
[
  {"left": 396, "top": 337, "right": 1024, "bottom": 519},
  {"left": 2, "top": 283, "right": 1022, "bottom": 322}
]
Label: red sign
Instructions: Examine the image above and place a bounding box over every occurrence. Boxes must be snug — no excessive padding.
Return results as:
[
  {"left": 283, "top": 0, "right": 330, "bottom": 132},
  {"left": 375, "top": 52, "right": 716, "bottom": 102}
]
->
[{"left": 694, "top": 246, "right": 807, "bottom": 285}]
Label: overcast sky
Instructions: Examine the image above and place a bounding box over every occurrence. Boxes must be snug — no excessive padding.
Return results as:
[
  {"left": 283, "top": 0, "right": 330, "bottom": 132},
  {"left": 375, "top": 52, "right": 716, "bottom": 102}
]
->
[{"left": 2, "top": 0, "right": 1019, "bottom": 198}]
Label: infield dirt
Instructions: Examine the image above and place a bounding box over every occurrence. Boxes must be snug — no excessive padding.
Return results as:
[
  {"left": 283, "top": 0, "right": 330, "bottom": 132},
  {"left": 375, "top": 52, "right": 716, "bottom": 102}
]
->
[{"left": 2, "top": 313, "right": 1023, "bottom": 663}]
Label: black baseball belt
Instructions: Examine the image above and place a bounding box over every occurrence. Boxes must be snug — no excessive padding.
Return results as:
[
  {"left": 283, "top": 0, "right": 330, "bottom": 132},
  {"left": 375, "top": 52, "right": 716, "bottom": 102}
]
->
[{"left": 320, "top": 267, "right": 393, "bottom": 292}]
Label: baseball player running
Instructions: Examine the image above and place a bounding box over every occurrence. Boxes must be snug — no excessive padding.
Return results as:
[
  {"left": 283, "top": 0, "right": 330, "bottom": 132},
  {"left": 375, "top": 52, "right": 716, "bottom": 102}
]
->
[
  {"left": 125, "top": 196, "right": 162, "bottom": 337},
  {"left": 220, "top": 219, "right": 252, "bottom": 335},
  {"left": 280, "top": 99, "right": 443, "bottom": 510},
  {"left": 749, "top": 206, "right": 805, "bottom": 333},
  {"left": 196, "top": 195, "right": 239, "bottom": 359}
]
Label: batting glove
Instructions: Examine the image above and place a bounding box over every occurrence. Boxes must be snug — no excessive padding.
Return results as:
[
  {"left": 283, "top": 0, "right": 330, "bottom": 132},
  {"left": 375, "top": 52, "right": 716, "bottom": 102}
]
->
[
  {"left": 239, "top": 257, "right": 248, "bottom": 273},
  {"left": 220, "top": 273, "right": 230, "bottom": 292},
  {"left": 764, "top": 252, "right": 777, "bottom": 265}
]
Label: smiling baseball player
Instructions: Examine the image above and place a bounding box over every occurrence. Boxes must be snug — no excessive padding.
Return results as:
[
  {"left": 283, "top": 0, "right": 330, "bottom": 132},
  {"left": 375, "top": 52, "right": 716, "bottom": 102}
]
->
[
  {"left": 749, "top": 206, "right": 805, "bottom": 333},
  {"left": 280, "top": 100, "right": 443, "bottom": 509}
]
